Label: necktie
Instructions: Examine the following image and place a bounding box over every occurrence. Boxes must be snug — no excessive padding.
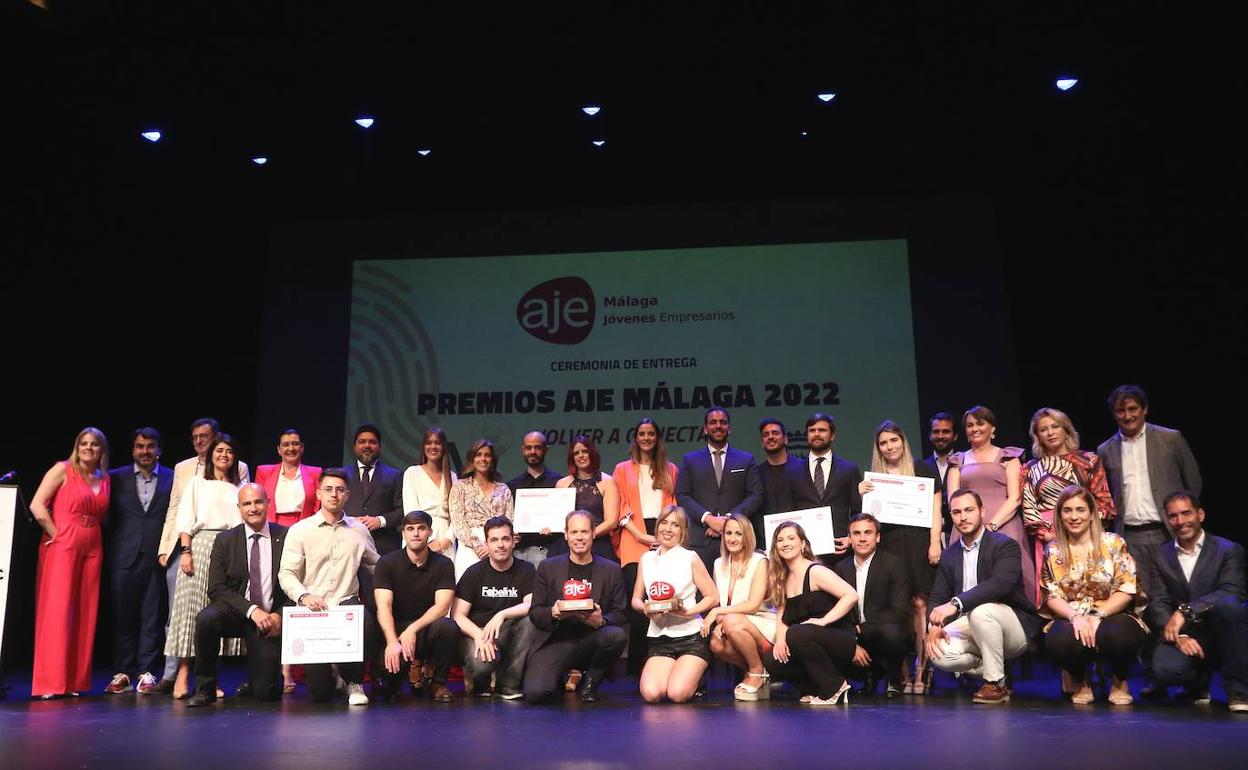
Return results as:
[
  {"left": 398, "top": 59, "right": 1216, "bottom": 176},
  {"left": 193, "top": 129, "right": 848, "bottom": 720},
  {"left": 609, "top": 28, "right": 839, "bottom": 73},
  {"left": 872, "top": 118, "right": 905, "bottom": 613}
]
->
[
  {"left": 360, "top": 463, "right": 373, "bottom": 499},
  {"left": 249, "top": 533, "right": 264, "bottom": 610},
  {"left": 713, "top": 450, "right": 724, "bottom": 486},
  {"left": 814, "top": 456, "right": 826, "bottom": 498}
]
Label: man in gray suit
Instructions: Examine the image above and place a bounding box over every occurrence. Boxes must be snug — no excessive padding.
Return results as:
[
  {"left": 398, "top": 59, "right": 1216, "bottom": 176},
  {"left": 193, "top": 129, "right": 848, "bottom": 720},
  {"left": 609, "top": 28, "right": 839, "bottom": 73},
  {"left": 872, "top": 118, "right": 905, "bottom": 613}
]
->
[
  {"left": 1097, "top": 384, "right": 1202, "bottom": 694},
  {"left": 1096, "top": 385, "right": 1203, "bottom": 599}
]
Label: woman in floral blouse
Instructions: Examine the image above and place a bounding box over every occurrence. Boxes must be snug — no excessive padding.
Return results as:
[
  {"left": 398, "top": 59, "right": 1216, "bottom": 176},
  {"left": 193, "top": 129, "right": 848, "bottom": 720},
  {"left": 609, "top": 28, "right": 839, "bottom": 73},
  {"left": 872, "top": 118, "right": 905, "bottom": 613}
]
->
[
  {"left": 449, "top": 438, "right": 514, "bottom": 580},
  {"left": 1041, "top": 484, "right": 1145, "bottom": 705}
]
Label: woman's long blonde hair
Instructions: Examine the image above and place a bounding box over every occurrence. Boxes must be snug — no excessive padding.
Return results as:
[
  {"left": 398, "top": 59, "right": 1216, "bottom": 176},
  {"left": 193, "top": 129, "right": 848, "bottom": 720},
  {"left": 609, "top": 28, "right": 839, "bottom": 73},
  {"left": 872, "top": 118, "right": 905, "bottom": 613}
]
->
[
  {"left": 1052, "top": 484, "right": 1103, "bottom": 567},
  {"left": 68, "top": 427, "right": 109, "bottom": 480}
]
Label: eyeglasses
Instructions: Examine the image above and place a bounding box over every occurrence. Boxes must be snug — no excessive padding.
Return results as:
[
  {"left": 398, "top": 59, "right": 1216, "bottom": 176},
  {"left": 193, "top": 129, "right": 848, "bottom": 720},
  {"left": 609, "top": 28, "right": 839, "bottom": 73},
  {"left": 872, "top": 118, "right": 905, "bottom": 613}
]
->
[{"left": 321, "top": 486, "right": 348, "bottom": 496}]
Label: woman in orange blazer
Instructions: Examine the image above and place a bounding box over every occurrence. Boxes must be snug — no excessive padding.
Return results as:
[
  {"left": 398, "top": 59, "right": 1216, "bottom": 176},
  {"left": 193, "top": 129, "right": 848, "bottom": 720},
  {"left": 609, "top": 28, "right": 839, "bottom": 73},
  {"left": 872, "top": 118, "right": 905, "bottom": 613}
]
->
[
  {"left": 613, "top": 417, "right": 679, "bottom": 674},
  {"left": 254, "top": 428, "right": 322, "bottom": 526}
]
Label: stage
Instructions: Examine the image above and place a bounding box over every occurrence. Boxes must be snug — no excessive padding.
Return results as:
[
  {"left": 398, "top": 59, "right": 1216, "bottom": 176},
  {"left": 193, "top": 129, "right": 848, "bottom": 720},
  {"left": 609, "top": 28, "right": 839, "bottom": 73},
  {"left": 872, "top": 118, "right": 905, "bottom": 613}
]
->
[{"left": 2, "top": 666, "right": 1245, "bottom": 769}]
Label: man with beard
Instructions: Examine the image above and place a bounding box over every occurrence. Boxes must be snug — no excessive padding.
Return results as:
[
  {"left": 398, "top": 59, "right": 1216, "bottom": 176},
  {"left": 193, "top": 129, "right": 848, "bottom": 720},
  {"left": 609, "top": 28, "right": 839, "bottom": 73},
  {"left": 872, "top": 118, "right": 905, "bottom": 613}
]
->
[{"left": 781, "top": 413, "right": 861, "bottom": 564}]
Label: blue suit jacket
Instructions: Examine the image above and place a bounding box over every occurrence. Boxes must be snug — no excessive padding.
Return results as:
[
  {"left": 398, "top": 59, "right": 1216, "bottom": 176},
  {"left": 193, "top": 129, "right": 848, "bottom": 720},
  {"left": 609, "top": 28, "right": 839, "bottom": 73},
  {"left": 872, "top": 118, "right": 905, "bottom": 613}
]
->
[
  {"left": 781, "top": 453, "right": 862, "bottom": 538},
  {"left": 1147, "top": 533, "right": 1246, "bottom": 632},
  {"left": 675, "top": 445, "right": 763, "bottom": 552},
  {"left": 107, "top": 463, "right": 174, "bottom": 570},
  {"left": 929, "top": 530, "right": 1043, "bottom": 642}
]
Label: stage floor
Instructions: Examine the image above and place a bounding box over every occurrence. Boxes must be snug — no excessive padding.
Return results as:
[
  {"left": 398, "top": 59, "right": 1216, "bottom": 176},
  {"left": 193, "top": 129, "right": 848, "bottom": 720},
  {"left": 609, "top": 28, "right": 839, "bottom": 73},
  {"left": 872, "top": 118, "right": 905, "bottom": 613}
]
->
[{"left": 2, "top": 665, "right": 1246, "bottom": 770}]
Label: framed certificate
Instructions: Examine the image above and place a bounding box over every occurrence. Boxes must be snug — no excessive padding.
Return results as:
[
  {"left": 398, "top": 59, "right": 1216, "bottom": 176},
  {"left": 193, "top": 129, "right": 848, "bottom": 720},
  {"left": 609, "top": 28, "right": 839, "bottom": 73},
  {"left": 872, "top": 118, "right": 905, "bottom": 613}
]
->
[
  {"left": 514, "top": 487, "right": 576, "bottom": 533},
  {"left": 862, "top": 471, "right": 935, "bottom": 529},
  {"left": 281, "top": 606, "right": 365, "bottom": 665},
  {"left": 764, "top": 507, "right": 837, "bottom": 555}
]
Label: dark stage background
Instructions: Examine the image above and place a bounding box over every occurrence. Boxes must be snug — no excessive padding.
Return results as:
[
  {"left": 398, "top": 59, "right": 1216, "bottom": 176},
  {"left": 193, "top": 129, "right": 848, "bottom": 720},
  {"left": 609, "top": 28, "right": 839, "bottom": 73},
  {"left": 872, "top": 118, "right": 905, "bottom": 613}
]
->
[{"left": 2, "top": 2, "right": 1242, "bottom": 680}]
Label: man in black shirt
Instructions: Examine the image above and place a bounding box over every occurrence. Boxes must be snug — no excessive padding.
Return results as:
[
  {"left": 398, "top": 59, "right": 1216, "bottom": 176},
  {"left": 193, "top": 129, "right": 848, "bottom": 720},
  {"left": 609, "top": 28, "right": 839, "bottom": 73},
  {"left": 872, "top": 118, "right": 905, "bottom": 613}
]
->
[
  {"left": 756, "top": 417, "right": 802, "bottom": 546},
  {"left": 372, "top": 511, "right": 459, "bottom": 701},
  {"left": 507, "top": 430, "right": 564, "bottom": 566},
  {"left": 524, "top": 511, "right": 627, "bottom": 703},
  {"left": 453, "top": 516, "right": 537, "bottom": 699}
]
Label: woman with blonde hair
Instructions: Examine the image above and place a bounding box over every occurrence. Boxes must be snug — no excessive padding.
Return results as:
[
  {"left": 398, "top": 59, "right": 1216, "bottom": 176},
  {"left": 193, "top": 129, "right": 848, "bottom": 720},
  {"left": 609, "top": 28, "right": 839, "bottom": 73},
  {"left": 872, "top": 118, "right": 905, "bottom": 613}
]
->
[
  {"left": 763, "top": 521, "right": 858, "bottom": 705},
  {"left": 857, "top": 419, "right": 943, "bottom": 693},
  {"left": 703, "top": 512, "right": 777, "bottom": 700},
  {"left": 1023, "top": 407, "right": 1116, "bottom": 605},
  {"left": 1040, "top": 485, "right": 1144, "bottom": 705},
  {"left": 30, "top": 427, "right": 111, "bottom": 698},
  {"left": 632, "top": 505, "right": 718, "bottom": 703}
]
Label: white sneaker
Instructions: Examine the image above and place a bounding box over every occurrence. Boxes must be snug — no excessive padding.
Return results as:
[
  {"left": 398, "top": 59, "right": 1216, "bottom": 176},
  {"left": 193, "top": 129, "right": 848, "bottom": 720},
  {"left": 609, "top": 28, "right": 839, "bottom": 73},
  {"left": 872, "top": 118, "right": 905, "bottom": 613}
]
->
[
  {"left": 136, "top": 672, "right": 160, "bottom": 694},
  {"left": 346, "top": 683, "right": 369, "bottom": 706}
]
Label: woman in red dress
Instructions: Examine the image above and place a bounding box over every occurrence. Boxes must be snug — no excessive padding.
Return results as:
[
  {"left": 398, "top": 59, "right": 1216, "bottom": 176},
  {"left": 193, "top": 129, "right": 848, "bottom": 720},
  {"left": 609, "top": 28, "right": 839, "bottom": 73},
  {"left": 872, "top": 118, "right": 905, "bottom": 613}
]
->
[{"left": 30, "top": 427, "right": 111, "bottom": 698}]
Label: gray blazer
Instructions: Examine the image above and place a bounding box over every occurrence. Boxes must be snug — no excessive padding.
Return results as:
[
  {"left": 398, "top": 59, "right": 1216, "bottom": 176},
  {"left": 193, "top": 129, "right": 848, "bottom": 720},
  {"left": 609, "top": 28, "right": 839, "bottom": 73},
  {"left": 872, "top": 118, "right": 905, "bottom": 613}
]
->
[{"left": 1097, "top": 423, "right": 1202, "bottom": 535}]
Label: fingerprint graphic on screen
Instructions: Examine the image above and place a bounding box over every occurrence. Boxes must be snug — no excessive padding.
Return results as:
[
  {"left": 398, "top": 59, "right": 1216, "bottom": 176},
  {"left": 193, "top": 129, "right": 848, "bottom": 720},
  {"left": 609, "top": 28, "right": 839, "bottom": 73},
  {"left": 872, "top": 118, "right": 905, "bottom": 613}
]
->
[{"left": 346, "top": 263, "right": 443, "bottom": 467}]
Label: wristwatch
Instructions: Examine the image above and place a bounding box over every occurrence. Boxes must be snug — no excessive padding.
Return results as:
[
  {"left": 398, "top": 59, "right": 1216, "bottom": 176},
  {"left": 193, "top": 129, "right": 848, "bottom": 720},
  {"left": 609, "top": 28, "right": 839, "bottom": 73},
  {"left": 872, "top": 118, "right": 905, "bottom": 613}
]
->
[
  {"left": 1178, "top": 603, "right": 1195, "bottom": 621},
  {"left": 986, "top": 522, "right": 999, "bottom": 532},
  {"left": 950, "top": 597, "right": 964, "bottom": 617}
]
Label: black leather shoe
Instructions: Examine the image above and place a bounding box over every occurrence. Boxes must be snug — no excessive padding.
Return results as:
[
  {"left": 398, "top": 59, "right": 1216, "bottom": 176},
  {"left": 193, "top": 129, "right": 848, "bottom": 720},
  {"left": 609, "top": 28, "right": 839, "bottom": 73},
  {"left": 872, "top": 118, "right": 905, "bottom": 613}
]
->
[
  {"left": 579, "top": 673, "right": 601, "bottom": 703},
  {"left": 854, "top": 672, "right": 878, "bottom": 697},
  {"left": 186, "top": 691, "right": 217, "bottom": 708},
  {"left": 234, "top": 682, "right": 253, "bottom": 698}
]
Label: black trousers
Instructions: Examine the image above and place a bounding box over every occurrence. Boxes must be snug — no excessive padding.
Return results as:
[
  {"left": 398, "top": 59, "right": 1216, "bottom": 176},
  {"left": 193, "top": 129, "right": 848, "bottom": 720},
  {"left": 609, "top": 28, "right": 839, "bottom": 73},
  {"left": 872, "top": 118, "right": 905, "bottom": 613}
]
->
[
  {"left": 854, "top": 621, "right": 910, "bottom": 685},
  {"left": 523, "top": 625, "right": 626, "bottom": 703},
  {"left": 193, "top": 603, "right": 282, "bottom": 701},
  {"left": 1045, "top": 614, "right": 1145, "bottom": 680},
  {"left": 622, "top": 561, "right": 650, "bottom": 675},
  {"left": 111, "top": 557, "right": 166, "bottom": 678},
  {"left": 304, "top": 602, "right": 372, "bottom": 702},
  {"left": 367, "top": 616, "right": 459, "bottom": 697},
  {"left": 1153, "top": 597, "right": 1248, "bottom": 699},
  {"left": 764, "top": 624, "right": 856, "bottom": 698}
]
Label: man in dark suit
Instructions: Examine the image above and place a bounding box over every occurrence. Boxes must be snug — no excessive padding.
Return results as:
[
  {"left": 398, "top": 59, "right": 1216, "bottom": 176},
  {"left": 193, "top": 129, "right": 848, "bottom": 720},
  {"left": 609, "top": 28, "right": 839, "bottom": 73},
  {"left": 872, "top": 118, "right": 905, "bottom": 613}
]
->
[
  {"left": 344, "top": 423, "right": 405, "bottom": 555},
  {"left": 780, "top": 413, "right": 862, "bottom": 563},
  {"left": 756, "top": 417, "right": 802, "bottom": 547},
  {"left": 1148, "top": 491, "right": 1247, "bottom": 712},
  {"left": 675, "top": 407, "right": 763, "bottom": 571},
  {"left": 187, "top": 483, "right": 291, "bottom": 705},
  {"left": 523, "top": 511, "right": 627, "bottom": 703},
  {"left": 835, "top": 513, "right": 911, "bottom": 697},
  {"left": 926, "top": 489, "right": 1042, "bottom": 704},
  {"left": 925, "top": 412, "right": 957, "bottom": 543},
  {"left": 105, "top": 428, "right": 174, "bottom": 695}
]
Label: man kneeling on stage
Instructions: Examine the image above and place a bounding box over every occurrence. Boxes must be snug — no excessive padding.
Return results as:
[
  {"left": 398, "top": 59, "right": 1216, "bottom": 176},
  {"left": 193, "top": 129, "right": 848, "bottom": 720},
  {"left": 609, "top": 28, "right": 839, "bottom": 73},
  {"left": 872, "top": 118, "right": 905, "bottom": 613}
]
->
[
  {"left": 372, "top": 510, "right": 459, "bottom": 702},
  {"left": 452, "top": 516, "right": 537, "bottom": 699},
  {"left": 188, "top": 484, "right": 289, "bottom": 706},
  {"left": 524, "top": 511, "right": 627, "bottom": 703}
]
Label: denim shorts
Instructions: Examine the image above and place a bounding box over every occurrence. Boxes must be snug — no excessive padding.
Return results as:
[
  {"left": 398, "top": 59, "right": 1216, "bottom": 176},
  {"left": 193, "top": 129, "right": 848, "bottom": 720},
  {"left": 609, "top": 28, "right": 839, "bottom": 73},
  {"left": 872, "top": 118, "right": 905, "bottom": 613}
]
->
[{"left": 646, "top": 632, "right": 712, "bottom": 662}]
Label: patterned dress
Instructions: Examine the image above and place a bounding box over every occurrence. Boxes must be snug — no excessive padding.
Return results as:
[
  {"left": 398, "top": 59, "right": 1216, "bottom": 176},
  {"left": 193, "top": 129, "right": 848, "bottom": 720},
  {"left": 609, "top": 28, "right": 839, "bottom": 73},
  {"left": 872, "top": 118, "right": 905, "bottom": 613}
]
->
[
  {"left": 1040, "top": 532, "right": 1145, "bottom": 632},
  {"left": 1023, "top": 450, "right": 1117, "bottom": 605}
]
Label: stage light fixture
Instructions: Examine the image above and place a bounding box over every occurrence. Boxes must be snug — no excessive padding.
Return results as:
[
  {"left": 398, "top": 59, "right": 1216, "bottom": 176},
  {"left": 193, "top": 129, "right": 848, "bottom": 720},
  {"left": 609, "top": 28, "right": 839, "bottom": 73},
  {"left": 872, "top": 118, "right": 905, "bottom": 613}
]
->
[
  {"left": 355, "top": 117, "right": 375, "bottom": 128},
  {"left": 251, "top": 156, "right": 268, "bottom": 165},
  {"left": 141, "top": 130, "right": 162, "bottom": 142},
  {"left": 1056, "top": 78, "right": 1078, "bottom": 91},
  {"left": 582, "top": 105, "right": 601, "bottom": 116},
  {"left": 417, "top": 148, "right": 432, "bottom": 156},
  {"left": 817, "top": 92, "right": 837, "bottom": 102},
  {"left": 592, "top": 139, "right": 605, "bottom": 147},
  {"left": 801, "top": 131, "right": 809, "bottom": 136}
]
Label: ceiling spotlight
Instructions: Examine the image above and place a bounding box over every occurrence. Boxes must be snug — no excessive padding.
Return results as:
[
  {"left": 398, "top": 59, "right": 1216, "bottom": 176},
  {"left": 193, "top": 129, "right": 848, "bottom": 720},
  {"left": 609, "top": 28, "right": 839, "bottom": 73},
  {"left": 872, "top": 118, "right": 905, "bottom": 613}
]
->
[
  {"left": 801, "top": 131, "right": 809, "bottom": 137},
  {"left": 251, "top": 156, "right": 268, "bottom": 165},
  {"left": 592, "top": 139, "right": 605, "bottom": 147},
  {"left": 354, "top": 117, "right": 375, "bottom": 128},
  {"left": 141, "top": 130, "right": 162, "bottom": 143},
  {"left": 582, "top": 105, "right": 601, "bottom": 116},
  {"left": 417, "top": 148, "right": 432, "bottom": 156},
  {"left": 1055, "top": 78, "right": 1078, "bottom": 91},
  {"left": 817, "top": 92, "right": 837, "bottom": 102}
]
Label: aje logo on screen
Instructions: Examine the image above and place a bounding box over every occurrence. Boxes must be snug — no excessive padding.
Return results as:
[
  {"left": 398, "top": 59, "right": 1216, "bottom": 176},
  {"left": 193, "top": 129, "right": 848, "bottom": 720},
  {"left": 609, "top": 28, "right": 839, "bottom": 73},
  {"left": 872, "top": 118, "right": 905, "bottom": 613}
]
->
[{"left": 517, "top": 276, "right": 596, "bottom": 345}]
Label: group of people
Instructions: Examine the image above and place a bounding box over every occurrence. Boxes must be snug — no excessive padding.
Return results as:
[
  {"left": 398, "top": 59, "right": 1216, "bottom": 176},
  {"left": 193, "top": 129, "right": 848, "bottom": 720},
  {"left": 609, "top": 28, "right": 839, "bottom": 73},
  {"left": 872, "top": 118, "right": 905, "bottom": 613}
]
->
[{"left": 25, "top": 384, "right": 1247, "bottom": 712}]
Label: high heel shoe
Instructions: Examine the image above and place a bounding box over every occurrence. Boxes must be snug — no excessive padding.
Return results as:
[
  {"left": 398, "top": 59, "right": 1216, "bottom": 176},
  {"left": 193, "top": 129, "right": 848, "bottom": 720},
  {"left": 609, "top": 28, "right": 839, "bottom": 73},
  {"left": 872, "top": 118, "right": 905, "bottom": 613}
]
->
[
  {"left": 734, "top": 671, "right": 771, "bottom": 701},
  {"left": 911, "top": 666, "right": 933, "bottom": 695},
  {"left": 810, "top": 680, "right": 851, "bottom": 706}
]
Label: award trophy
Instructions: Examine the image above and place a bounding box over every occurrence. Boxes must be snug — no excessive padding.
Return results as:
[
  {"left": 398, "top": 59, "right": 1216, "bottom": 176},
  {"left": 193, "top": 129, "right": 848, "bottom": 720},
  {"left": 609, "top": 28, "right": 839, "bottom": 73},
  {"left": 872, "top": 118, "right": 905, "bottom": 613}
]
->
[
  {"left": 645, "top": 581, "right": 680, "bottom": 614},
  {"left": 557, "top": 578, "right": 595, "bottom": 612}
]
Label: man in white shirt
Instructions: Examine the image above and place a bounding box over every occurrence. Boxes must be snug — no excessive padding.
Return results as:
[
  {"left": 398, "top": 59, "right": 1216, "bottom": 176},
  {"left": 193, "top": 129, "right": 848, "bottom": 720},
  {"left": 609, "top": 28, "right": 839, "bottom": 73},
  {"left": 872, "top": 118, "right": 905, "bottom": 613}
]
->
[
  {"left": 833, "top": 513, "right": 911, "bottom": 696},
  {"left": 1147, "top": 492, "right": 1247, "bottom": 712}
]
